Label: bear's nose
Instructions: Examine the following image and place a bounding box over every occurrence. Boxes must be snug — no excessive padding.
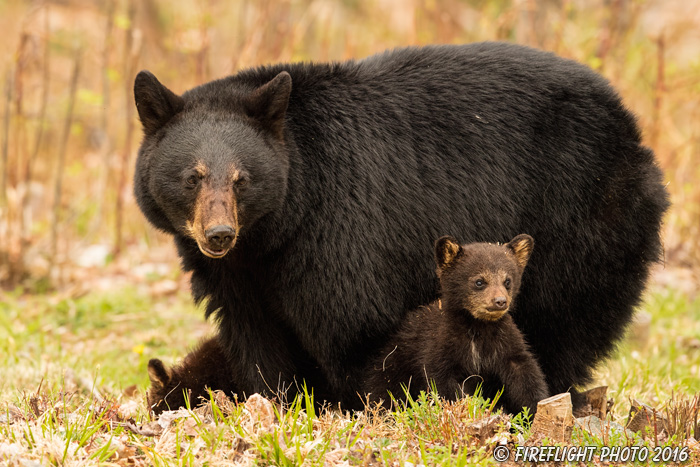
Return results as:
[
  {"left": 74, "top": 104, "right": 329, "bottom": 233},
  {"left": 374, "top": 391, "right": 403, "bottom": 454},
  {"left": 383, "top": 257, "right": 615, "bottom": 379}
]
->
[
  {"left": 493, "top": 296, "right": 508, "bottom": 309},
  {"left": 205, "top": 225, "right": 235, "bottom": 249}
]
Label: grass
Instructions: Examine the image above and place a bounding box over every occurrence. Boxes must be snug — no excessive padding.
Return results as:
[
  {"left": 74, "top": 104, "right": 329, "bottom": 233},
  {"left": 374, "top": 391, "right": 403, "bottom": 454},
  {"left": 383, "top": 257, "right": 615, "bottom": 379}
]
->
[
  {"left": 595, "top": 287, "right": 700, "bottom": 413},
  {"left": 1, "top": 277, "right": 699, "bottom": 465},
  {"left": 0, "top": 285, "right": 209, "bottom": 401}
]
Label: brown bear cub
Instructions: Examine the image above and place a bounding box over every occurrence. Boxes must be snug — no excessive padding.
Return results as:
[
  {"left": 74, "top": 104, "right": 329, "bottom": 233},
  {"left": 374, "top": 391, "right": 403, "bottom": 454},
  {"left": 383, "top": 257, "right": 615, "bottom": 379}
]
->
[
  {"left": 364, "top": 234, "right": 548, "bottom": 414},
  {"left": 147, "top": 338, "right": 236, "bottom": 414}
]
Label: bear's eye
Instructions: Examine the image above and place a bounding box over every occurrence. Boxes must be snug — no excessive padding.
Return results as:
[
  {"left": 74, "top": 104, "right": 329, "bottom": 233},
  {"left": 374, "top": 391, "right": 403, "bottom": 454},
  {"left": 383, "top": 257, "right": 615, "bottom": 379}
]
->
[
  {"left": 186, "top": 175, "right": 199, "bottom": 188},
  {"left": 234, "top": 177, "right": 249, "bottom": 189},
  {"left": 475, "top": 279, "right": 485, "bottom": 288},
  {"left": 504, "top": 278, "right": 511, "bottom": 288}
]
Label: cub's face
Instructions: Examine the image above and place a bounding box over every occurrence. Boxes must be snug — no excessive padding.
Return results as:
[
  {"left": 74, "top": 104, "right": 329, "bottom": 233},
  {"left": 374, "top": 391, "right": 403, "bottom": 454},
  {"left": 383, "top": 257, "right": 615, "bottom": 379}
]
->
[
  {"left": 434, "top": 234, "right": 534, "bottom": 321},
  {"left": 133, "top": 71, "right": 292, "bottom": 258}
]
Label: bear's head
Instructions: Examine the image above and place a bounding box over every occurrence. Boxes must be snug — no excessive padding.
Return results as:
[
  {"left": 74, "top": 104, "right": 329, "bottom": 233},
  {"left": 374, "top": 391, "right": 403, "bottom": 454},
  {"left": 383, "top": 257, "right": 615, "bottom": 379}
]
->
[
  {"left": 133, "top": 70, "right": 292, "bottom": 258},
  {"left": 434, "top": 234, "right": 534, "bottom": 321}
]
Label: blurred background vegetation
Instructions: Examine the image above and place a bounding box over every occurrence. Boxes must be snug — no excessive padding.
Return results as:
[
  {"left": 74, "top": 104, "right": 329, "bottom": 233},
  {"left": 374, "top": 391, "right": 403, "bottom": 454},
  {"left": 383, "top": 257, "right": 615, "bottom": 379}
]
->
[{"left": 0, "top": 0, "right": 698, "bottom": 291}]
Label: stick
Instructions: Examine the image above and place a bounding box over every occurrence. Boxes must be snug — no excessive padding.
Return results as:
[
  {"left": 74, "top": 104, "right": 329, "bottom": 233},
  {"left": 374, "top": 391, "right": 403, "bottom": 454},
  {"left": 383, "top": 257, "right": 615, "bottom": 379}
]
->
[
  {"left": 20, "top": 5, "right": 51, "bottom": 270},
  {"left": 114, "top": 0, "right": 140, "bottom": 257},
  {"left": 49, "top": 47, "right": 81, "bottom": 280},
  {"left": 91, "top": 0, "right": 115, "bottom": 236},
  {"left": 0, "top": 70, "right": 11, "bottom": 208}
]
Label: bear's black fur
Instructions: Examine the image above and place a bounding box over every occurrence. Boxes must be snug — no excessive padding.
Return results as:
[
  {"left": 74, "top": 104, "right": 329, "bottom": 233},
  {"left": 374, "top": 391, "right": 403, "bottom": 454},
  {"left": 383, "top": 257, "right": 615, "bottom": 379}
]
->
[
  {"left": 364, "top": 234, "right": 548, "bottom": 414},
  {"left": 134, "top": 42, "right": 669, "bottom": 413}
]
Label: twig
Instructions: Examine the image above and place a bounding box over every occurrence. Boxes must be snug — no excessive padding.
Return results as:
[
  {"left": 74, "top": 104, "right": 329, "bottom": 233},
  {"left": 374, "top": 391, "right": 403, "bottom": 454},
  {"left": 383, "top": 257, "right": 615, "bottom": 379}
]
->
[
  {"left": 20, "top": 4, "right": 51, "bottom": 272},
  {"left": 49, "top": 47, "right": 82, "bottom": 281},
  {"left": 90, "top": 0, "right": 115, "bottom": 236},
  {"left": 0, "top": 70, "right": 11, "bottom": 208},
  {"left": 651, "top": 33, "right": 665, "bottom": 154},
  {"left": 114, "top": 0, "right": 140, "bottom": 257}
]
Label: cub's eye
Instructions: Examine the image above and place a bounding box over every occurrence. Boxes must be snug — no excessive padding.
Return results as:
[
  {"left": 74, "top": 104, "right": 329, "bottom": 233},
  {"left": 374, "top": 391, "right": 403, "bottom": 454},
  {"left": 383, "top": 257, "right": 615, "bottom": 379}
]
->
[
  {"left": 186, "top": 175, "right": 199, "bottom": 188},
  {"left": 475, "top": 279, "right": 485, "bottom": 288},
  {"left": 504, "top": 278, "right": 511, "bottom": 288}
]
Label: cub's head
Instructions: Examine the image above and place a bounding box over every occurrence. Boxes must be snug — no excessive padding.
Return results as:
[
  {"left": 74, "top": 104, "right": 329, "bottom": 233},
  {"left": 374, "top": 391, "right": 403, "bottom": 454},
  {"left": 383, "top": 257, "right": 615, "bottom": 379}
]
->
[
  {"left": 434, "top": 234, "right": 534, "bottom": 321},
  {"left": 133, "top": 70, "right": 292, "bottom": 258}
]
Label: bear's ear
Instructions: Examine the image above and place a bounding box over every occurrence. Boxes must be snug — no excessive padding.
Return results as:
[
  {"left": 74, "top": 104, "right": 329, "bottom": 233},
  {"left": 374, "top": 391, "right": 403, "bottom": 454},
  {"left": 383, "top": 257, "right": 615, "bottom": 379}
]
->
[
  {"left": 435, "top": 236, "right": 463, "bottom": 270},
  {"left": 147, "top": 358, "right": 172, "bottom": 390},
  {"left": 506, "top": 234, "right": 534, "bottom": 269},
  {"left": 134, "top": 71, "right": 184, "bottom": 135},
  {"left": 243, "top": 71, "right": 292, "bottom": 139}
]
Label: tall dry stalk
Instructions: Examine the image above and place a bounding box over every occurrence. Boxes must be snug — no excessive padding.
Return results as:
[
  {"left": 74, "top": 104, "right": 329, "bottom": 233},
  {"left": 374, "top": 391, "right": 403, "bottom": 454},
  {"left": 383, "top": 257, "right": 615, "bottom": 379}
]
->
[
  {"left": 19, "top": 5, "right": 51, "bottom": 273},
  {"left": 49, "top": 48, "right": 81, "bottom": 280},
  {"left": 0, "top": 69, "right": 12, "bottom": 280},
  {"left": 195, "top": 4, "right": 210, "bottom": 84},
  {"left": 114, "top": 0, "right": 140, "bottom": 257},
  {"left": 595, "top": 0, "right": 624, "bottom": 72},
  {"left": 1, "top": 70, "right": 11, "bottom": 208},
  {"left": 651, "top": 34, "right": 665, "bottom": 158},
  {"left": 91, "top": 0, "right": 115, "bottom": 235},
  {"left": 552, "top": 0, "right": 571, "bottom": 55}
]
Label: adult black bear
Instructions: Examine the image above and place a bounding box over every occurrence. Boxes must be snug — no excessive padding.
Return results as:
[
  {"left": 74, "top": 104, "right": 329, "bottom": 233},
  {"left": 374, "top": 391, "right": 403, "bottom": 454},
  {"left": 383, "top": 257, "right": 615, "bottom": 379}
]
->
[
  {"left": 134, "top": 42, "right": 668, "bottom": 413},
  {"left": 364, "top": 234, "right": 548, "bottom": 415}
]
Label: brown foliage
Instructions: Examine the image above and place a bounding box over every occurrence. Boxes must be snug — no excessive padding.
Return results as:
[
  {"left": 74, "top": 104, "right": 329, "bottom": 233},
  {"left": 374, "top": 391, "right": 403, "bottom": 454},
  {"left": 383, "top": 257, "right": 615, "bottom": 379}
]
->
[{"left": 0, "top": 0, "right": 698, "bottom": 289}]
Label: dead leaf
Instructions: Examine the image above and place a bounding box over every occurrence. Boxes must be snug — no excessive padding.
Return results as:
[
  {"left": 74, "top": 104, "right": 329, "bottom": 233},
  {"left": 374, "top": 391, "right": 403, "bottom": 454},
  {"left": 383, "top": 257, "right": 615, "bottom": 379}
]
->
[
  {"left": 242, "top": 393, "right": 276, "bottom": 433},
  {"left": 123, "top": 420, "right": 163, "bottom": 437}
]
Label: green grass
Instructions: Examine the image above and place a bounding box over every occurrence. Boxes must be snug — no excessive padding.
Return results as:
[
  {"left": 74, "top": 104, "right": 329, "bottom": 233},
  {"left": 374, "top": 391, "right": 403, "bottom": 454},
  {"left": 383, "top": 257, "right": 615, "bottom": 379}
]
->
[
  {"left": 595, "top": 288, "right": 700, "bottom": 417},
  {"left": 0, "top": 286, "right": 209, "bottom": 400},
  {"left": 0, "top": 283, "right": 698, "bottom": 465}
]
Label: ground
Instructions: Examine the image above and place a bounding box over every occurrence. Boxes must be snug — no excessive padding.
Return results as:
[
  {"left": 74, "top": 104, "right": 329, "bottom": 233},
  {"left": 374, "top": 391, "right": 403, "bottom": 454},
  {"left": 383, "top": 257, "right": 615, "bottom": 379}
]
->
[{"left": 0, "top": 255, "right": 698, "bottom": 465}]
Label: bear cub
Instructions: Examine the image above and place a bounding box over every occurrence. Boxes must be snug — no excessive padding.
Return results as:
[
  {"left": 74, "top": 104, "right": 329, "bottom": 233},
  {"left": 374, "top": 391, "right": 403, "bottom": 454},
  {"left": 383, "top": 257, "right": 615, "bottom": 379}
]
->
[
  {"left": 364, "top": 234, "right": 548, "bottom": 414},
  {"left": 147, "top": 337, "right": 236, "bottom": 414}
]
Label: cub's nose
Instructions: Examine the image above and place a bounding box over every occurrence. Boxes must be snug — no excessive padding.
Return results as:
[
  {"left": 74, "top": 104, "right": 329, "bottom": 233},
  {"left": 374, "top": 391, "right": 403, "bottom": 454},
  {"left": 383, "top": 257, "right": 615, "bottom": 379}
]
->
[
  {"left": 493, "top": 296, "right": 508, "bottom": 310},
  {"left": 205, "top": 224, "right": 235, "bottom": 249}
]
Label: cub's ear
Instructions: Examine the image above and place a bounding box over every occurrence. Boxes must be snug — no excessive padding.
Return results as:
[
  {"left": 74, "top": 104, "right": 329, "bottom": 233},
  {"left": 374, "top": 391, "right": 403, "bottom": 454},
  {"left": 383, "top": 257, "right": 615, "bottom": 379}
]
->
[
  {"left": 134, "top": 71, "right": 184, "bottom": 135},
  {"left": 147, "top": 358, "right": 172, "bottom": 390},
  {"left": 435, "top": 236, "right": 463, "bottom": 270},
  {"left": 506, "top": 234, "right": 534, "bottom": 269},
  {"left": 243, "top": 71, "right": 292, "bottom": 139}
]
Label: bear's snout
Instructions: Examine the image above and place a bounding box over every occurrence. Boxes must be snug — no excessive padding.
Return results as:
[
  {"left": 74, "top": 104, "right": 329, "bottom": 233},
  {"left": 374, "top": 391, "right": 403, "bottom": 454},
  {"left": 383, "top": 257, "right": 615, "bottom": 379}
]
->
[
  {"left": 205, "top": 224, "right": 235, "bottom": 252},
  {"left": 492, "top": 296, "right": 507, "bottom": 310}
]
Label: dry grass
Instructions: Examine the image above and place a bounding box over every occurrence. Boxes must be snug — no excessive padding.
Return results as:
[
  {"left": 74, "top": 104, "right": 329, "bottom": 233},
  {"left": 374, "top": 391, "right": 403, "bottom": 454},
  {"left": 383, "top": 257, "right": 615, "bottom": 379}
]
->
[{"left": 1, "top": 269, "right": 699, "bottom": 465}]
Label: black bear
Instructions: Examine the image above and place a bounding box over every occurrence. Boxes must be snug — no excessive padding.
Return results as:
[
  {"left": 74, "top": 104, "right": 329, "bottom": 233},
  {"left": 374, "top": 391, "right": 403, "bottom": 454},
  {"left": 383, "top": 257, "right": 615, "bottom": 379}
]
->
[
  {"left": 364, "top": 234, "right": 548, "bottom": 415},
  {"left": 133, "top": 42, "right": 668, "bottom": 413}
]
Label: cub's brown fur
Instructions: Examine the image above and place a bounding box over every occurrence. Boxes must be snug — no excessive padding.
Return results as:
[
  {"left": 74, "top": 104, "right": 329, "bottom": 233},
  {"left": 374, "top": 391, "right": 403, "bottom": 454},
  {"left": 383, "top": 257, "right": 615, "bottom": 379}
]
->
[{"left": 364, "top": 234, "right": 548, "bottom": 414}]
